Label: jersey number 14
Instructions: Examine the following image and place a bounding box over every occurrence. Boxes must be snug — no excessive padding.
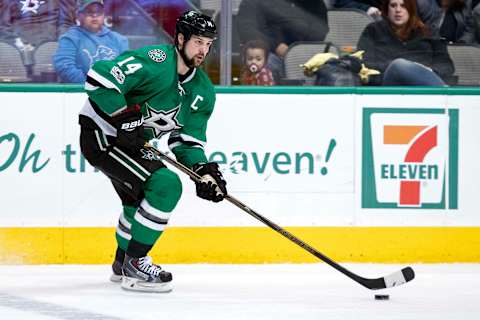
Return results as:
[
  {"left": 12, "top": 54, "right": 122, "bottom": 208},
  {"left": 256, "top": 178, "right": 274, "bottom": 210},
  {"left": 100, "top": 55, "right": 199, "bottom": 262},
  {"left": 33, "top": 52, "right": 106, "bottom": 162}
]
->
[{"left": 110, "top": 56, "right": 143, "bottom": 84}]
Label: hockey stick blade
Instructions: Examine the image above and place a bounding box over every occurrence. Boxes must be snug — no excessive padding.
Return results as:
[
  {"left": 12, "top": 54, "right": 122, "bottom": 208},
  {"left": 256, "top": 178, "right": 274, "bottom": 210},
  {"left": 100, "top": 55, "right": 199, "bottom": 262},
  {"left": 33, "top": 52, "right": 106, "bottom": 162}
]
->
[
  {"left": 357, "top": 266, "right": 415, "bottom": 290},
  {"left": 144, "top": 144, "right": 415, "bottom": 290}
]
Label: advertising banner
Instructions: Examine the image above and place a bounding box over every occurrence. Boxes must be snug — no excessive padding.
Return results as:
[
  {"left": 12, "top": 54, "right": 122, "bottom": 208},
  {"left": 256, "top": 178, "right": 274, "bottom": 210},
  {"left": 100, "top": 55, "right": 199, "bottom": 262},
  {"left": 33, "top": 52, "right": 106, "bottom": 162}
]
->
[
  {"left": 362, "top": 108, "right": 458, "bottom": 209},
  {"left": 0, "top": 92, "right": 355, "bottom": 227},
  {"left": 1, "top": 92, "right": 480, "bottom": 227}
]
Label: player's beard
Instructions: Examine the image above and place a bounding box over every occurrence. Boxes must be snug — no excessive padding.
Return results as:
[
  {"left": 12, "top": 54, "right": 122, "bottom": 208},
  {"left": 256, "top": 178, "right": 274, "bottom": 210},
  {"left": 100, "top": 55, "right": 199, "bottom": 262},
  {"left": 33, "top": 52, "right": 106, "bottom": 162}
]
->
[
  {"left": 180, "top": 47, "right": 205, "bottom": 68},
  {"left": 192, "top": 54, "right": 205, "bottom": 67}
]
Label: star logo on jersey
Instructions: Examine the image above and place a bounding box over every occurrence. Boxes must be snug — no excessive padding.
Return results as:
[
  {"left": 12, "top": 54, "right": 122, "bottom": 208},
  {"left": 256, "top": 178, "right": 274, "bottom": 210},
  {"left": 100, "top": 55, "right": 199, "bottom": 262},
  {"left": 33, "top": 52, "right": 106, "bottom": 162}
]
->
[
  {"left": 140, "top": 148, "right": 160, "bottom": 161},
  {"left": 20, "top": 0, "right": 46, "bottom": 14},
  {"left": 143, "top": 102, "right": 183, "bottom": 138}
]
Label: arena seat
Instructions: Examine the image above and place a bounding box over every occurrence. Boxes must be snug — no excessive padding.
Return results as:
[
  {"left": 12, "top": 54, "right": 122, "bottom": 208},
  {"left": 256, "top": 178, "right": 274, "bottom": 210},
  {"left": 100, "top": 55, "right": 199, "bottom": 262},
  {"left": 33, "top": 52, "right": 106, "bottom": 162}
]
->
[
  {"left": 325, "top": 9, "right": 374, "bottom": 52},
  {"left": 33, "top": 41, "right": 59, "bottom": 82},
  {"left": 447, "top": 44, "right": 480, "bottom": 86},
  {"left": 283, "top": 41, "right": 340, "bottom": 84},
  {"left": 0, "top": 41, "right": 30, "bottom": 82}
]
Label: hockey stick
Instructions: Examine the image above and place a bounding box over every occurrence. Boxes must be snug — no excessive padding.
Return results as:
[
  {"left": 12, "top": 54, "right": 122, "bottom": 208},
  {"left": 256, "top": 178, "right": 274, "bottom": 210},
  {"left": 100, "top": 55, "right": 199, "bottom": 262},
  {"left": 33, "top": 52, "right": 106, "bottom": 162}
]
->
[{"left": 144, "top": 144, "right": 415, "bottom": 290}]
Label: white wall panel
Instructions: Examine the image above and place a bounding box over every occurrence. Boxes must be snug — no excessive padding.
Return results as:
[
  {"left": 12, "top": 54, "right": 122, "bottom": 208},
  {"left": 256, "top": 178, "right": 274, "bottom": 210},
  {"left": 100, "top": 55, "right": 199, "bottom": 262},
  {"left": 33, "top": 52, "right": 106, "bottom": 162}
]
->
[{"left": 1, "top": 92, "right": 479, "bottom": 227}]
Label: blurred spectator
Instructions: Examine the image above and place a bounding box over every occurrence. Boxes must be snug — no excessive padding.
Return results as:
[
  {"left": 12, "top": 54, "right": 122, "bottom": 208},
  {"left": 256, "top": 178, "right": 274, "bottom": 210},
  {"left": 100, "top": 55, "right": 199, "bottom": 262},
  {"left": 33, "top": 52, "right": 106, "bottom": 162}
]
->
[
  {"left": 472, "top": 0, "right": 480, "bottom": 41},
  {"left": 141, "top": 0, "right": 191, "bottom": 37},
  {"left": 357, "top": 0, "right": 455, "bottom": 85},
  {"left": 240, "top": 40, "right": 275, "bottom": 86},
  {"left": 53, "top": 0, "right": 128, "bottom": 83},
  {"left": 237, "top": 0, "right": 329, "bottom": 81},
  {"left": 333, "top": 0, "right": 383, "bottom": 19},
  {"left": 416, "top": 0, "right": 477, "bottom": 43},
  {"left": 104, "top": 0, "right": 194, "bottom": 42},
  {"left": 0, "top": 0, "right": 75, "bottom": 48}
]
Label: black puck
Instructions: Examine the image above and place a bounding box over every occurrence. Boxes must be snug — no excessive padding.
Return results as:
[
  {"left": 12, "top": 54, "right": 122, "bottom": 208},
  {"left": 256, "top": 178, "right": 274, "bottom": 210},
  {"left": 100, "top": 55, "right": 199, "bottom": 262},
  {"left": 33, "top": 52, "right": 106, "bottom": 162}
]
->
[{"left": 374, "top": 294, "right": 390, "bottom": 300}]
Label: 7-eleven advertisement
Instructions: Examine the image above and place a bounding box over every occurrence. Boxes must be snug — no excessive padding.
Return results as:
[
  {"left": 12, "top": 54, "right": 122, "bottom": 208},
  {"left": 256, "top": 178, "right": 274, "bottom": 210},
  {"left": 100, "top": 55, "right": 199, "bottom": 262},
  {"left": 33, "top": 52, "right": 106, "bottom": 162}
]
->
[{"left": 362, "top": 108, "right": 458, "bottom": 209}]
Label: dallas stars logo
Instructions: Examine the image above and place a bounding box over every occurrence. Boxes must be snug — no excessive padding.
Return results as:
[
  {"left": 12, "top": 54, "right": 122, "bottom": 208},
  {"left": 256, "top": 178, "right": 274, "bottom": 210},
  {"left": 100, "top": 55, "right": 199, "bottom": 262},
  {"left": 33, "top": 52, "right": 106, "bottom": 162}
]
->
[
  {"left": 140, "top": 148, "right": 160, "bottom": 161},
  {"left": 20, "top": 0, "right": 45, "bottom": 14},
  {"left": 147, "top": 49, "right": 166, "bottom": 63},
  {"left": 143, "top": 102, "right": 183, "bottom": 138}
]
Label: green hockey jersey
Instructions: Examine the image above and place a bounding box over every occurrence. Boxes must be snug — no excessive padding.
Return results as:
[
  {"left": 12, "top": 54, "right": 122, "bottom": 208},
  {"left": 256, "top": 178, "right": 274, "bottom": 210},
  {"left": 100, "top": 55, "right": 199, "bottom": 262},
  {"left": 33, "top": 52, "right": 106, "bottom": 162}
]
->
[{"left": 80, "top": 44, "right": 216, "bottom": 168}]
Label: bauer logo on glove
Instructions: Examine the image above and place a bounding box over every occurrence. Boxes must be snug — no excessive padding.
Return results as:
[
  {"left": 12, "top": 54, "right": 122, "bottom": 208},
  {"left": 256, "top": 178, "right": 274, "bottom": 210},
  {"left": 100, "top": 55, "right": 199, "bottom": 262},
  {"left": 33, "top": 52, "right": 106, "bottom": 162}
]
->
[
  {"left": 120, "top": 118, "right": 144, "bottom": 131},
  {"left": 112, "top": 104, "right": 145, "bottom": 155}
]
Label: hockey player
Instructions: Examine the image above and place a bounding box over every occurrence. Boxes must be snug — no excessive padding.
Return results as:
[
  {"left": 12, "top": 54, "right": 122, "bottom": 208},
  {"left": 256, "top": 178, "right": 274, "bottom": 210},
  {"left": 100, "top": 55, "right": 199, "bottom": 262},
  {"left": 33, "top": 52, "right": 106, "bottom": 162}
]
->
[{"left": 78, "top": 10, "right": 227, "bottom": 293}]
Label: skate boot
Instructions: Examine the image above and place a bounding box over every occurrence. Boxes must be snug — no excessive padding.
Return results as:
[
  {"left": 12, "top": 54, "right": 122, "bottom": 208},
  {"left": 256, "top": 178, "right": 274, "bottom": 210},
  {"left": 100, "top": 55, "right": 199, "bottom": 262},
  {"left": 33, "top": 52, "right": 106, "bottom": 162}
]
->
[
  {"left": 121, "top": 255, "right": 172, "bottom": 293},
  {"left": 110, "top": 258, "right": 123, "bottom": 282},
  {"left": 110, "top": 247, "right": 125, "bottom": 283}
]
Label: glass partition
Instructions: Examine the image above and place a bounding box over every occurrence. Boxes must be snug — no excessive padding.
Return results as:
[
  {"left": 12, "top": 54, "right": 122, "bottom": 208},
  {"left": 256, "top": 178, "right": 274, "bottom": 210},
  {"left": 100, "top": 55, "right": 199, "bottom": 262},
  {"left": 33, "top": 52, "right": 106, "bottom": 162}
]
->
[
  {"left": 0, "top": 0, "right": 198, "bottom": 83},
  {"left": 229, "top": 0, "right": 480, "bottom": 87},
  {"left": 0, "top": 0, "right": 479, "bottom": 86}
]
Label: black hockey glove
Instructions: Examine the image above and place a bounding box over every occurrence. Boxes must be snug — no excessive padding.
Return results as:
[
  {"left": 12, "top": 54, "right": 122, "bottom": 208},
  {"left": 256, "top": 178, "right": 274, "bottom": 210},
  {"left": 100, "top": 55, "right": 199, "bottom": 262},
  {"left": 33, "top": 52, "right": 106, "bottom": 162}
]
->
[
  {"left": 112, "top": 105, "right": 145, "bottom": 155},
  {"left": 193, "top": 162, "right": 227, "bottom": 202}
]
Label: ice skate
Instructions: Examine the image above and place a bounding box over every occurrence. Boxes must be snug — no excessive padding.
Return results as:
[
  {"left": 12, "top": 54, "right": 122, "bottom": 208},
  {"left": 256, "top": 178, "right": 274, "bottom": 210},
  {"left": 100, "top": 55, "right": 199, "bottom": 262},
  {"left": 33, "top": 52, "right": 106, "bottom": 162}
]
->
[
  {"left": 110, "top": 247, "right": 125, "bottom": 283},
  {"left": 121, "top": 255, "right": 172, "bottom": 293},
  {"left": 110, "top": 258, "right": 123, "bottom": 283}
]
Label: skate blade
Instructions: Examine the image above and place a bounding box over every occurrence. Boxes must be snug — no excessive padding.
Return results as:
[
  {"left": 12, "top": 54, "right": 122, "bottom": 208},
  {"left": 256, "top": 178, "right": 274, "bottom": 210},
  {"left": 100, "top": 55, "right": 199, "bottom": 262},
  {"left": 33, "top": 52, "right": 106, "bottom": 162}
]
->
[
  {"left": 121, "top": 276, "right": 173, "bottom": 293},
  {"left": 110, "top": 274, "right": 122, "bottom": 283}
]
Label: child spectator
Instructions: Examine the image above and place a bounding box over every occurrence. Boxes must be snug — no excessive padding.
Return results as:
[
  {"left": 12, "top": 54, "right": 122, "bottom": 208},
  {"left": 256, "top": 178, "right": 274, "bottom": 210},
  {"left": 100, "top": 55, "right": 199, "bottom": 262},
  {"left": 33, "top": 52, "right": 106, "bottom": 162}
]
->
[
  {"left": 53, "top": 0, "right": 128, "bottom": 83},
  {"left": 240, "top": 40, "right": 275, "bottom": 86}
]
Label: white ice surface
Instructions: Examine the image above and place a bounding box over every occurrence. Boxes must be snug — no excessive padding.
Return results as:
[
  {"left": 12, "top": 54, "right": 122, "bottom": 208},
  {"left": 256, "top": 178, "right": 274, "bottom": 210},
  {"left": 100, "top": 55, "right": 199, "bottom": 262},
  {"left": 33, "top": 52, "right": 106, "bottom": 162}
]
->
[{"left": 0, "top": 263, "right": 478, "bottom": 320}]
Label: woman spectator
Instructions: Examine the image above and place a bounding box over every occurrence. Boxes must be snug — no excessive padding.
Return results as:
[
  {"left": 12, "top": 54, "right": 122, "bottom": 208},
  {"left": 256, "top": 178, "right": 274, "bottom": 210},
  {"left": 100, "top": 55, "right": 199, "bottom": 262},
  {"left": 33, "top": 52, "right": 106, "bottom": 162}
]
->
[{"left": 357, "top": 0, "right": 455, "bottom": 85}]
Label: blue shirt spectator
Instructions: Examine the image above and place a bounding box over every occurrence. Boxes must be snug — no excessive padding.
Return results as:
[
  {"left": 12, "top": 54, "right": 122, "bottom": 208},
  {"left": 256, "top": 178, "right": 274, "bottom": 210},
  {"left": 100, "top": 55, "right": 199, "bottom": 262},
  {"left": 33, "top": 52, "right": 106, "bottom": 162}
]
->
[{"left": 53, "top": 0, "right": 128, "bottom": 83}]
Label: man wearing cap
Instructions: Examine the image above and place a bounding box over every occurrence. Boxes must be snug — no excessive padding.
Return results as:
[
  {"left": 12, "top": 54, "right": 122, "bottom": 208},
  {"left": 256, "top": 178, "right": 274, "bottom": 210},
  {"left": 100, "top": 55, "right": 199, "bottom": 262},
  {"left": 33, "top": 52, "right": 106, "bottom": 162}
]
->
[{"left": 53, "top": 0, "right": 129, "bottom": 83}]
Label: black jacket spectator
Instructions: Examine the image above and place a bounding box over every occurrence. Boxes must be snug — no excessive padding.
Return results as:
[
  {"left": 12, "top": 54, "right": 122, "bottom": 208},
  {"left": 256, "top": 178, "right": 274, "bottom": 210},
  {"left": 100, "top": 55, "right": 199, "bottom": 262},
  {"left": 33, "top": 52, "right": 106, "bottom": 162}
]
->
[
  {"left": 474, "top": 0, "right": 480, "bottom": 42},
  {"left": 237, "top": 0, "right": 329, "bottom": 55},
  {"left": 417, "top": 0, "right": 477, "bottom": 43},
  {"left": 334, "top": 0, "right": 383, "bottom": 14},
  {"left": 357, "top": 19, "right": 455, "bottom": 83}
]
